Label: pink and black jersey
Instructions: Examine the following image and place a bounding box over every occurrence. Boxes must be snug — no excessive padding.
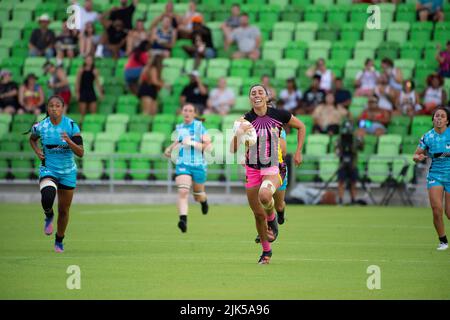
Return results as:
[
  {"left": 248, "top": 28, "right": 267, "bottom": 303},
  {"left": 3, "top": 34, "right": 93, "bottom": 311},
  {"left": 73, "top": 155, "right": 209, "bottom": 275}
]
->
[{"left": 244, "top": 108, "right": 292, "bottom": 169}]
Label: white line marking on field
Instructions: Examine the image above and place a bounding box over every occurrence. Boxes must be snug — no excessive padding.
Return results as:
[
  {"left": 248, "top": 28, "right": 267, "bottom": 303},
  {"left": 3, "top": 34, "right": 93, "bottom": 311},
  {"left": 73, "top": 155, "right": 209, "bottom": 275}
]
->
[{"left": 78, "top": 208, "right": 153, "bottom": 214}]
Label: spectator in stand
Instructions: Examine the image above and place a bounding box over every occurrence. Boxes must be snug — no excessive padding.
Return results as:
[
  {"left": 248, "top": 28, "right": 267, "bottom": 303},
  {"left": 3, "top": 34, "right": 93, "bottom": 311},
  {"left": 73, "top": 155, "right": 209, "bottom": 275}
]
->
[
  {"left": 44, "top": 62, "right": 72, "bottom": 110},
  {"left": 182, "top": 15, "right": 215, "bottom": 70},
  {"left": 354, "top": 58, "right": 379, "bottom": 97},
  {"left": 180, "top": 70, "right": 209, "bottom": 114},
  {"left": 301, "top": 75, "right": 326, "bottom": 114},
  {"left": 55, "top": 21, "right": 79, "bottom": 64},
  {"left": 306, "top": 58, "right": 335, "bottom": 92},
  {"left": 436, "top": 41, "right": 450, "bottom": 78},
  {"left": 159, "top": 1, "right": 181, "bottom": 30},
  {"left": 79, "top": 22, "right": 101, "bottom": 57},
  {"left": 125, "top": 40, "right": 150, "bottom": 95},
  {"left": 356, "top": 95, "right": 390, "bottom": 138},
  {"left": 225, "top": 13, "right": 261, "bottom": 60},
  {"left": 71, "top": 0, "right": 99, "bottom": 32},
  {"left": 178, "top": 1, "right": 202, "bottom": 39},
  {"left": 416, "top": 0, "right": 444, "bottom": 22},
  {"left": 205, "top": 77, "right": 235, "bottom": 115},
  {"left": 75, "top": 56, "right": 103, "bottom": 116},
  {"left": 150, "top": 15, "right": 177, "bottom": 58},
  {"left": 0, "top": 70, "right": 20, "bottom": 115},
  {"left": 221, "top": 3, "right": 241, "bottom": 40},
  {"left": 421, "top": 73, "right": 447, "bottom": 115},
  {"left": 396, "top": 80, "right": 422, "bottom": 117},
  {"left": 278, "top": 78, "right": 302, "bottom": 114},
  {"left": 312, "top": 92, "right": 349, "bottom": 135},
  {"left": 126, "top": 19, "right": 149, "bottom": 55},
  {"left": 138, "top": 55, "right": 164, "bottom": 115},
  {"left": 109, "top": 0, "right": 138, "bottom": 32},
  {"left": 261, "top": 74, "right": 277, "bottom": 100},
  {"left": 374, "top": 74, "right": 398, "bottom": 113},
  {"left": 381, "top": 58, "right": 403, "bottom": 93},
  {"left": 18, "top": 74, "right": 45, "bottom": 115},
  {"left": 99, "top": 16, "right": 128, "bottom": 59},
  {"left": 29, "top": 14, "right": 56, "bottom": 59},
  {"left": 334, "top": 78, "right": 352, "bottom": 110}
]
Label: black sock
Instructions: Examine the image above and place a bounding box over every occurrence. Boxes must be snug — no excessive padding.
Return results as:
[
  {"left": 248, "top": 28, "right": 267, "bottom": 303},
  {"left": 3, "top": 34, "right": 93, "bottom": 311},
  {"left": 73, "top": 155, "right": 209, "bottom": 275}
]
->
[
  {"left": 439, "top": 235, "right": 448, "bottom": 244},
  {"left": 44, "top": 209, "right": 54, "bottom": 219},
  {"left": 277, "top": 208, "right": 284, "bottom": 216},
  {"left": 180, "top": 215, "right": 187, "bottom": 223},
  {"left": 55, "top": 234, "right": 64, "bottom": 243}
]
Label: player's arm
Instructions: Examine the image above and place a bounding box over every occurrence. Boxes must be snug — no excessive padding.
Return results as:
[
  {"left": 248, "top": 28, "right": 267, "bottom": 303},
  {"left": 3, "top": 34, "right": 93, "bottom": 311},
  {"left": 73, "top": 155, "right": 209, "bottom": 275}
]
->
[
  {"left": 287, "top": 116, "right": 306, "bottom": 166},
  {"left": 229, "top": 121, "right": 252, "bottom": 153},
  {"left": 61, "top": 133, "right": 84, "bottom": 158},
  {"left": 413, "top": 147, "right": 427, "bottom": 163},
  {"left": 164, "top": 141, "right": 180, "bottom": 158},
  {"left": 180, "top": 134, "right": 211, "bottom": 152},
  {"left": 29, "top": 134, "right": 44, "bottom": 161}
]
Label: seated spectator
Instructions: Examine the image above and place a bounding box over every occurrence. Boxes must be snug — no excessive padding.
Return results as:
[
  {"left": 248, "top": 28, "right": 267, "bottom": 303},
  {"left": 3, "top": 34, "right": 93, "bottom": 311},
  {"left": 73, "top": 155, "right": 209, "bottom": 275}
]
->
[
  {"left": 301, "top": 75, "right": 326, "bottom": 114},
  {"left": 356, "top": 95, "right": 390, "bottom": 137},
  {"left": 312, "top": 92, "right": 349, "bottom": 135},
  {"left": 75, "top": 56, "right": 103, "bottom": 116},
  {"left": 205, "top": 78, "right": 235, "bottom": 115},
  {"left": 221, "top": 4, "right": 241, "bottom": 40},
  {"left": 150, "top": 15, "right": 177, "bottom": 58},
  {"left": 79, "top": 22, "right": 101, "bottom": 57},
  {"left": 71, "top": 0, "right": 99, "bottom": 32},
  {"left": 55, "top": 21, "right": 79, "bottom": 63},
  {"left": 180, "top": 70, "right": 209, "bottom": 114},
  {"left": 126, "top": 19, "right": 149, "bottom": 55},
  {"left": 0, "top": 70, "right": 20, "bottom": 115},
  {"left": 99, "top": 17, "right": 128, "bottom": 59},
  {"left": 374, "top": 74, "right": 398, "bottom": 113},
  {"left": 334, "top": 78, "right": 352, "bottom": 109},
  {"left": 420, "top": 73, "right": 447, "bottom": 115},
  {"left": 44, "top": 62, "right": 71, "bottom": 109},
  {"left": 396, "top": 80, "right": 422, "bottom": 117},
  {"left": 159, "top": 1, "right": 181, "bottom": 30},
  {"left": 138, "top": 55, "right": 164, "bottom": 115},
  {"left": 182, "top": 15, "right": 215, "bottom": 70},
  {"left": 416, "top": 0, "right": 444, "bottom": 22},
  {"left": 29, "top": 14, "right": 56, "bottom": 59},
  {"left": 108, "top": 0, "right": 138, "bottom": 31},
  {"left": 261, "top": 75, "right": 277, "bottom": 100},
  {"left": 436, "top": 41, "right": 450, "bottom": 78},
  {"left": 278, "top": 78, "right": 302, "bottom": 114},
  {"left": 354, "top": 58, "right": 379, "bottom": 97},
  {"left": 381, "top": 58, "right": 403, "bottom": 93},
  {"left": 306, "top": 58, "right": 335, "bottom": 92},
  {"left": 18, "top": 74, "right": 45, "bottom": 115},
  {"left": 225, "top": 13, "right": 261, "bottom": 60},
  {"left": 125, "top": 40, "right": 150, "bottom": 95},
  {"left": 178, "top": 1, "right": 202, "bottom": 39}
]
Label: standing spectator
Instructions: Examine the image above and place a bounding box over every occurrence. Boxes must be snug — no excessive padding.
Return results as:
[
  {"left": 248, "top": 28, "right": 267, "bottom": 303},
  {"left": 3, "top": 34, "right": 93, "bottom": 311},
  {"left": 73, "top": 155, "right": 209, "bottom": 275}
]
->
[
  {"left": 55, "top": 21, "right": 78, "bottom": 64},
  {"left": 436, "top": 41, "right": 450, "bottom": 78},
  {"left": 205, "top": 77, "right": 235, "bottom": 115},
  {"left": 150, "top": 15, "right": 177, "bottom": 58},
  {"left": 180, "top": 71, "right": 208, "bottom": 114},
  {"left": 334, "top": 78, "right": 352, "bottom": 110},
  {"left": 0, "top": 70, "right": 20, "bottom": 115},
  {"left": 261, "top": 75, "right": 277, "bottom": 100},
  {"left": 99, "top": 18, "right": 128, "bottom": 59},
  {"left": 278, "top": 78, "right": 302, "bottom": 114},
  {"left": 159, "top": 1, "right": 181, "bottom": 30},
  {"left": 396, "top": 80, "right": 422, "bottom": 117},
  {"left": 29, "top": 14, "right": 56, "bottom": 59},
  {"left": 306, "top": 58, "right": 335, "bottom": 92},
  {"left": 312, "top": 92, "right": 349, "bottom": 135},
  {"left": 374, "top": 74, "right": 398, "bottom": 113},
  {"left": 381, "top": 58, "right": 403, "bottom": 93},
  {"left": 301, "top": 75, "right": 326, "bottom": 114},
  {"left": 416, "top": 0, "right": 444, "bottom": 22},
  {"left": 225, "top": 13, "right": 261, "bottom": 60},
  {"left": 182, "top": 15, "right": 215, "bottom": 70},
  {"left": 18, "top": 74, "right": 45, "bottom": 115},
  {"left": 71, "top": 0, "right": 99, "bottom": 32},
  {"left": 138, "top": 55, "right": 164, "bottom": 115},
  {"left": 79, "top": 22, "right": 101, "bottom": 57},
  {"left": 109, "top": 0, "right": 138, "bottom": 31},
  {"left": 421, "top": 73, "right": 447, "bottom": 114},
  {"left": 125, "top": 40, "right": 150, "bottom": 95},
  {"left": 221, "top": 4, "right": 241, "bottom": 40},
  {"left": 75, "top": 56, "right": 103, "bottom": 116},
  {"left": 356, "top": 95, "right": 390, "bottom": 138},
  {"left": 178, "top": 1, "right": 202, "bottom": 39},
  {"left": 126, "top": 19, "right": 149, "bottom": 55},
  {"left": 354, "top": 58, "right": 379, "bottom": 97},
  {"left": 44, "top": 62, "right": 72, "bottom": 109}
]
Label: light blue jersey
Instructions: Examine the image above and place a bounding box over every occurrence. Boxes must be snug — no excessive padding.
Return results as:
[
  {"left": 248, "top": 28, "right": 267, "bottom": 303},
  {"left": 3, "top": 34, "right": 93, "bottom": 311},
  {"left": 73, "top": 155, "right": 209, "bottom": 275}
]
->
[
  {"left": 418, "top": 127, "right": 450, "bottom": 191},
  {"left": 31, "top": 116, "right": 80, "bottom": 187},
  {"left": 176, "top": 119, "right": 207, "bottom": 167}
]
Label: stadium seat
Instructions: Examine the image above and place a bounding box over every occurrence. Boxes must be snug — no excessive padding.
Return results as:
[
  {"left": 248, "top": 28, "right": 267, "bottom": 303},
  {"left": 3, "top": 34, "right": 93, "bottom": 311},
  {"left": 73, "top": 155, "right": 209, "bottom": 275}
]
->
[
  {"left": 327, "top": 5, "right": 350, "bottom": 24},
  {"left": 80, "top": 132, "right": 95, "bottom": 152},
  {"left": 284, "top": 41, "right": 307, "bottom": 61},
  {"left": 386, "top": 22, "right": 410, "bottom": 45},
  {"left": 304, "top": 5, "right": 326, "bottom": 23},
  {"left": 434, "top": 22, "right": 450, "bottom": 43},
  {"left": 230, "top": 59, "right": 253, "bottom": 78},
  {"left": 117, "top": 132, "right": 141, "bottom": 155},
  {"left": 252, "top": 60, "right": 274, "bottom": 78},
  {"left": 184, "top": 59, "right": 207, "bottom": 76},
  {"left": 82, "top": 114, "right": 106, "bottom": 134},
  {"left": 94, "top": 132, "right": 119, "bottom": 154},
  {"left": 152, "top": 114, "right": 175, "bottom": 136},
  {"left": 258, "top": 4, "right": 282, "bottom": 25},
  {"left": 377, "top": 42, "right": 399, "bottom": 61},
  {"left": 203, "top": 114, "right": 222, "bottom": 131},
  {"left": 394, "top": 59, "right": 415, "bottom": 79},
  {"left": 377, "top": 134, "right": 402, "bottom": 156},
  {"left": 11, "top": 114, "right": 35, "bottom": 134},
  {"left": 296, "top": 115, "right": 313, "bottom": 136},
  {"left": 105, "top": 114, "right": 130, "bottom": 135},
  {"left": 275, "top": 59, "right": 299, "bottom": 80},
  {"left": 0, "top": 133, "right": 22, "bottom": 152},
  {"left": 232, "top": 96, "right": 250, "bottom": 113},
  {"left": 392, "top": 155, "right": 415, "bottom": 183},
  {"left": 272, "top": 22, "right": 295, "bottom": 44},
  {"left": 340, "top": 22, "right": 362, "bottom": 42},
  {"left": 410, "top": 116, "right": 432, "bottom": 139},
  {"left": 401, "top": 135, "right": 419, "bottom": 154},
  {"left": 0, "top": 158, "right": 8, "bottom": 179},
  {"left": 307, "top": 40, "right": 331, "bottom": 60},
  {"left": 294, "top": 22, "right": 318, "bottom": 43},
  {"left": 82, "top": 153, "right": 104, "bottom": 180},
  {"left": 10, "top": 156, "right": 33, "bottom": 179},
  {"left": 409, "top": 22, "right": 433, "bottom": 43},
  {"left": 350, "top": 3, "right": 370, "bottom": 24},
  {"left": 318, "top": 156, "right": 339, "bottom": 182},
  {"left": 353, "top": 42, "right": 377, "bottom": 60},
  {"left": 367, "top": 156, "right": 391, "bottom": 184},
  {"left": 317, "top": 24, "right": 339, "bottom": 42},
  {"left": 363, "top": 29, "right": 385, "bottom": 46},
  {"left": 128, "top": 115, "right": 152, "bottom": 133},
  {"left": 295, "top": 156, "right": 317, "bottom": 182},
  {"left": 395, "top": 4, "right": 416, "bottom": 22},
  {"left": 305, "top": 134, "right": 330, "bottom": 156},
  {"left": 262, "top": 41, "right": 285, "bottom": 61},
  {"left": 360, "top": 135, "right": 377, "bottom": 156},
  {"left": 116, "top": 95, "right": 139, "bottom": 115},
  {"left": 387, "top": 115, "right": 411, "bottom": 136}
]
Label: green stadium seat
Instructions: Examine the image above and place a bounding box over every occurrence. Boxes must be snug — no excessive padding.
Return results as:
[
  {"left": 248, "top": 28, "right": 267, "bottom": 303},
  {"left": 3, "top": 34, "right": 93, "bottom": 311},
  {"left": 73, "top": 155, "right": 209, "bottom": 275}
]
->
[
  {"left": 82, "top": 114, "right": 106, "bottom": 134},
  {"left": 258, "top": 4, "right": 281, "bottom": 25},
  {"left": 275, "top": 59, "right": 299, "bottom": 80},
  {"left": 262, "top": 41, "right": 285, "bottom": 61},
  {"left": 152, "top": 114, "right": 175, "bottom": 136},
  {"left": 434, "top": 22, "right": 450, "bottom": 43},
  {"left": 272, "top": 22, "right": 295, "bottom": 44},
  {"left": 345, "top": 60, "right": 364, "bottom": 80},
  {"left": 295, "top": 156, "right": 317, "bottom": 182},
  {"left": 12, "top": 5, "right": 34, "bottom": 22},
  {"left": 305, "top": 134, "right": 329, "bottom": 156},
  {"left": 162, "top": 66, "right": 183, "bottom": 86},
  {"left": 98, "top": 95, "right": 117, "bottom": 114},
  {"left": 377, "top": 134, "right": 402, "bottom": 156},
  {"left": 206, "top": 58, "right": 230, "bottom": 79},
  {"left": 377, "top": 42, "right": 399, "bottom": 61},
  {"left": 401, "top": 135, "right": 419, "bottom": 154},
  {"left": 307, "top": 40, "right": 331, "bottom": 60},
  {"left": 11, "top": 156, "right": 33, "bottom": 179},
  {"left": 0, "top": 114, "right": 12, "bottom": 137},
  {"left": 128, "top": 114, "right": 152, "bottom": 133},
  {"left": 117, "top": 132, "right": 142, "bottom": 154},
  {"left": 284, "top": 41, "right": 307, "bottom": 61},
  {"left": 294, "top": 22, "right": 318, "bottom": 42},
  {"left": 330, "top": 42, "right": 354, "bottom": 65},
  {"left": 105, "top": 114, "right": 130, "bottom": 135},
  {"left": 304, "top": 5, "right": 326, "bottom": 23},
  {"left": 1, "top": 21, "right": 25, "bottom": 40},
  {"left": 0, "top": 133, "right": 22, "bottom": 152},
  {"left": 395, "top": 4, "right": 416, "bottom": 22},
  {"left": 350, "top": 3, "right": 370, "bottom": 24},
  {"left": 410, "top": 116, "right": 432, "bottom": 139},
  {"left": 353, "top": 42, "right": 377, "bottom": 60},
  {"left": 327, "top": 5, "right": 350, "bottom": 24},
  {"left": 184, "top": 59, "right": 207, "bottom": 77},
  {"left": 340, "top": 22, "right": 362, "bottom": 42},
  {"left": 363, "top": 29, "right": 385, "bottom": 46},
  {"left": 116, "top": 95, "right": 139, "bottom": 115},
  {"left": 0, "top": 157, "right": 8, "bottom": 179},
  {"left": 231, "top": 96, "right": 250, "bottom": 113},
  {"left": 409, "top": 22, "right": 433, "bottom": 43},
  {"left": 394, "top": 59, "right": 415, "bottom": 79},
  {"left": 360, "top": 134, "right": 377, "bottom": 156},
  {"left": 129, "top": 157, "right": 151, "bottom": 181},
  {"left": 82, "top": 153, "right": 104, "bottom": 180},
  {"left": 203, "top": 114, "right": 222, "bottom": 131},
  {"left": 317, "top": 24, "right": 339, "bottom": 42},
  {"left": 230, "top": 59, "right": 253, "bottom": 78},
  {"left": 296, "top": 115, "right": 313, "bottom": 136},
  {"left": 318, "top": 156, "right": 339, "bottom": 182},
  {"left": 367, "top": 156, "right": 391, "bottom": 184},
  {"left": 93, "top": 132, "right": 119, "bottom": 154},
  {"left": 226, "top": 76, "right": 243, "bottom": 96},
  {"left": 386, "top": 22, "right": 410, "bottom": 45},
  {"left": 11, "top": 114, "right": 35, "bottom": 133},
  {"left": 280, "top": 7, "right": 302, "bottom": 23},
  {"left": 392, "top": 155, "right": 415, "bottom": 183},
  {"left": 80, "top": 131, "right": 94, "bottom": 152},
  {"left": 252, "top": 60, "right": 274, "bottom": 78}
]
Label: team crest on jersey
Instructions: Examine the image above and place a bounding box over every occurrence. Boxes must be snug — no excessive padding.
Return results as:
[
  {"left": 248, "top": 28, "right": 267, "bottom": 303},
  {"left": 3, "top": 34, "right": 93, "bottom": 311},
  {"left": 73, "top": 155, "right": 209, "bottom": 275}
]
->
[{"left": 446, "top": 143, "right": 450, "bottom": 149}]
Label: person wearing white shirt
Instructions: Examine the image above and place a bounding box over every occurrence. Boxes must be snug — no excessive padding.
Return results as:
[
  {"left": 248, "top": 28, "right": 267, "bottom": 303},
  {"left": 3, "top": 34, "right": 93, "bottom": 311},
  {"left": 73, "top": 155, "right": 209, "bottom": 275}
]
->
[
  {"left": 355, "top": 58, "right": 379, "bottom": 97},
  {"left": 205, "top": 78, "right": 235, "bottom": 115},
  {"left": 278, "top": 78, "right": 302, "bottom": 114}
]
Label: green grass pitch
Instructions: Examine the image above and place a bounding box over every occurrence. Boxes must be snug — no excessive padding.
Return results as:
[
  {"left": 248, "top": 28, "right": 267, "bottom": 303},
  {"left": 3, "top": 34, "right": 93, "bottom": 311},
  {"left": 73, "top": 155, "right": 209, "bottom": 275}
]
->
[{"left": 0, "top": 203, "right": 449, "bottom": 299}]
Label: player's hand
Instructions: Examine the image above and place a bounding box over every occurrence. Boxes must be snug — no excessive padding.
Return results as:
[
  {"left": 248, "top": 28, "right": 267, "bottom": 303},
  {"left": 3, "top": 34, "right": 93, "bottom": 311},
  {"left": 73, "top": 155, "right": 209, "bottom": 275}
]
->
[
  {"left": 236, "top": 122, "right": 252, "bottom": 137},
  {"left": 413, "top": 153, "right": 427, "bottom": 162},
  {"left": 182, "top": 136, "right": 193, "bottom": 146},
  {"left": 163, "top": 148, "right": 172, "bottom": 158},
  {"left": 60, "top": 132, "right": 71, "bottom": 144},
  {"left": 36, "top": 149, "right": 45, "bottom": 161},
  {"left": 294, "top": 151, "right": 302, "bottom": 167}
]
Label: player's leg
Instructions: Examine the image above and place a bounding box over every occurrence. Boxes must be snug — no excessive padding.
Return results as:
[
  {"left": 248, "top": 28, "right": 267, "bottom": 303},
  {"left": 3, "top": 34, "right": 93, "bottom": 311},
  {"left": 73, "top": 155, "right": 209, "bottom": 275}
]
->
[
  {"left": 54, "top": 186, "right": 74, "bottom": 253},
  {"left": 274, "top": 189, "right": 286, "bottom": 224},
  {"left": 428, "top": 185, "right": 448, "bottom": 250},
  {"left": 192, "top": 166, "right": 209, "bottom": 215},
  {"left": 78, "top": 102, "right": 87, "bottom": 116},
  {"left": 445, "top": 190, "right": 450, "bottom": 221},
  {"left": 175, "top": 174, "right": 192, "bottom": 233},
  {"left": 39, "top": 177, "right": 58, "bottom": 236},
  {"left": 259, "top": 173, "right": 282, "bottom": 241}
]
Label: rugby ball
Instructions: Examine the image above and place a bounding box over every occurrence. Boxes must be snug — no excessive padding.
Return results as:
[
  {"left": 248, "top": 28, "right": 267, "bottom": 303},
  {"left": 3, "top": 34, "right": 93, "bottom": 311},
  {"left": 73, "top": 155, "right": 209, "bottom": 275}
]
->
[{"left": 233, "top": 118, "right": 257, "bottom": 146}]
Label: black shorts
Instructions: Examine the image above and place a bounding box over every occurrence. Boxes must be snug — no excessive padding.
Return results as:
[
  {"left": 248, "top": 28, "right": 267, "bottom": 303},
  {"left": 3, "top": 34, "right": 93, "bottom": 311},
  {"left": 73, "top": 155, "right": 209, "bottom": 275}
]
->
[
  {"left": 40, "top": 176, "right": 75, "bottom": 190},
  {"left": 337, "top": 166, "right": 358, "bottom": 183},
  {"left": 138, "top": 83, "right": 158, "bottom": 99},
  {"left": 79, "top": 90, "right": 97, "bottom": 103}
]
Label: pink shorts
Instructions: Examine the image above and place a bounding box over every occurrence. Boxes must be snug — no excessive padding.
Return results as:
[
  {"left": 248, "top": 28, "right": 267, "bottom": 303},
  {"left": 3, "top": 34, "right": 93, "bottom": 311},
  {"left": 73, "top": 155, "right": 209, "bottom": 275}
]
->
[{"left": 245, "top": 165, "right": 281, "bottom": 188}]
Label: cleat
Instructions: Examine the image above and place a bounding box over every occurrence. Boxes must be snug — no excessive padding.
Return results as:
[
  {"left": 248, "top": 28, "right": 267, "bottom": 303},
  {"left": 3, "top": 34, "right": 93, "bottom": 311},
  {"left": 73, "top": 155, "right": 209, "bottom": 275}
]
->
[
  {"left": 437, "top": 242, "right": 448, "bottom": 251},
  {"left": 54, "top": 241, "right": 64, "bottom": 253},
  {"left": 44, "top": 216, "right": 53, "bottom": 236},
  {"left": 255, "top": 234, "right": 261, "bottom": 243},
  {"left": 178, "top": 220, "right": 187, "bottom": 233},
  {"left": 267, "top": 218, "right": 279, "bottom": 243},
  {"left": 201, "top": 201, "right": 209, "bottom": 215},
  {"left": 277, "top": 211, "right": 285, "bottom": 225},
  {"left": 258, "top": 250, "right": 272, "bottom": 265}
]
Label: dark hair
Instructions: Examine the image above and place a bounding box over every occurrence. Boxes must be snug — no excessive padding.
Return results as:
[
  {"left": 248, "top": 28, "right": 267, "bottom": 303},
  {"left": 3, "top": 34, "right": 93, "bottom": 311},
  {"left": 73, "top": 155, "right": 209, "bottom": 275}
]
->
[
  {"left": 248, "top": 84, "right": 276, "bottom": 109},
  {"left": 404, "top": 79, "right": 415, "bottom": 91},
  {"left": 182, "top": 103, "right": 205, "bottom": 122},
  {"left": 23, "top": 95, "right": 65, "bottom": 134},
  {"left": 381, "top": 58, "right": 393, "bottom": 67},
  {"left": 431, "top": 106, "right": 450, "bottom": 127},
  {"left": 132, "top": 40, "right": 149, "bottom": 65},
  {"left": 286, "top": 78, "right": 297, "bottom": 90},
  {"left": 82, "top": 55, "right": 95, "bottom": 71},
  {"left": 364, "top": 58, "right": 372, "bottom": 66},
  {"left": 427, "top": 73, "right": 444, "bottom": 87},
  {"left": 313, "top": 74, "right": 321, "bottom": 81},
  {"left": 84, "top": 22, "right": 96, "bottom": 36},
  {"left": 241, "top": 12, "right": 248, "bottom": 17},
  {"left": 24, "top": 73, "right": 37, "bottom": 86}
]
